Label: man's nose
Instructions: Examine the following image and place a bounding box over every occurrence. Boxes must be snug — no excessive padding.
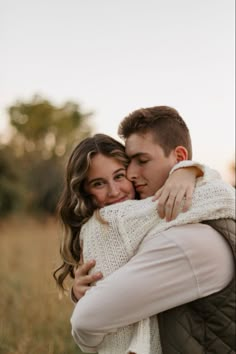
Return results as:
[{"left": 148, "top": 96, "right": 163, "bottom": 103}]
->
[{"left": 127, "top": 163, "right": 137, "bottom": 181}]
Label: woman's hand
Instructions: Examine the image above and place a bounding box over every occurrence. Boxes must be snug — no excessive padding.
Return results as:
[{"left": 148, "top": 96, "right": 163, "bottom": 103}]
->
[
  {"left": 72, "top": 260, "right": 103, "bottom": 302},
  {"left": 152, "top": 167, "right": 202, "bottom": 222}
]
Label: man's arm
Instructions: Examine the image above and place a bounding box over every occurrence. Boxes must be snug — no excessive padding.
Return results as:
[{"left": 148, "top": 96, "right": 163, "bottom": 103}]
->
[{"left": 71, "top": 224, "right": 234, "bottom": 351}]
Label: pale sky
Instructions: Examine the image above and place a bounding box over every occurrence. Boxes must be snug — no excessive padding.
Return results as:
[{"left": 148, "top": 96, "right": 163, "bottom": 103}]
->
[{"left": 0, "top": 0, "right": 235, "bottom": 182}]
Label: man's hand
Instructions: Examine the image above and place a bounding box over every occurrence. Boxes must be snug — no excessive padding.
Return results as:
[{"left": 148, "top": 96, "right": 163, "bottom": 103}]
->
[
  {"left": 153, "top": 167, "right": 202, "bottom": 222},
  {"left": 72, "top": 260, "right": 103, "bottom": 302}
]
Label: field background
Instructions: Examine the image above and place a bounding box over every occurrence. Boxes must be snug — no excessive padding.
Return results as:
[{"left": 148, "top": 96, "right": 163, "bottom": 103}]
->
[{"left": 0, "top": 216, "right": 89, "bottom": 354}]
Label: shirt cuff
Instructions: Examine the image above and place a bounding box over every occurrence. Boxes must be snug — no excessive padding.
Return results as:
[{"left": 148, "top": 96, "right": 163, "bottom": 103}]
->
[{"left": 72, "top": 330, "right": 98, "bottom": 353}]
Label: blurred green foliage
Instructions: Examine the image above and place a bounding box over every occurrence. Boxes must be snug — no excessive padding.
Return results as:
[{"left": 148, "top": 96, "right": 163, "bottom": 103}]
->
[
  {"left": 0, "top": 146, "right": 23, "bottom": 216},
  {"left": 0, "top": 95, "right": 93, "bottom": 217}
]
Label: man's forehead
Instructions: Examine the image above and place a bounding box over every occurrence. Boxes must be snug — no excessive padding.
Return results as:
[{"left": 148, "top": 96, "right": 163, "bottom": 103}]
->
[{"left": 125, "top": 132, "right": 158, "bottom": 156}]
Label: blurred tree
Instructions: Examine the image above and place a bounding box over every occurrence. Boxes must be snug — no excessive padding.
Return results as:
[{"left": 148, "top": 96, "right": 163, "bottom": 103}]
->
[
  {"left": 0, "top": 145, "right": 24, "bottom": 216},
  {"left": 24, "top": 154, "right": 65, "bottom": 215},
  {"left": 8, "top": 94, "right": 93, "bottom": 159},
  {"left": 0, "top": 95, "right": 94, "bottom": 217}
]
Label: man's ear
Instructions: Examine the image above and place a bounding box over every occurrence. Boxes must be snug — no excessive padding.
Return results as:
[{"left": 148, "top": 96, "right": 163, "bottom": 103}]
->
[{"left": 174, "top": 146, "right": 188, "bottom": 162}]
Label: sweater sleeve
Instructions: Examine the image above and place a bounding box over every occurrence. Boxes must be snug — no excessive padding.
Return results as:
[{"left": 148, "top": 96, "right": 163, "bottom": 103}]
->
[
  {"left": 169, "top": 160, "right": 221, "bottom": 185},
  {"left": 101, "top": 178, "right": 235, "bottom": 259},
  {"left": 100, "top": 198, "right": 160, "bottom": 258}
]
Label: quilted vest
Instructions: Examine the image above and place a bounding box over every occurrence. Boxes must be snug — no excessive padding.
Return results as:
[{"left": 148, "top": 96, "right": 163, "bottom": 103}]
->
[{"left": 158, "top": 218, "right": 236, "bottom": 354}]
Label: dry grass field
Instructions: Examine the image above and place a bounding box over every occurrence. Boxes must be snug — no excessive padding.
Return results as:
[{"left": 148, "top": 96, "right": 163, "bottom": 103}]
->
[{"left": 0, "top": 216, "right": 87, "bottom": 354}]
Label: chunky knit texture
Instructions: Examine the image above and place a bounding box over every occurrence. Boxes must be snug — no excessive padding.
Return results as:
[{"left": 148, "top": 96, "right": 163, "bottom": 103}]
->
[{"left": 80, "top": 166, "right": 235, "bottom": 354}]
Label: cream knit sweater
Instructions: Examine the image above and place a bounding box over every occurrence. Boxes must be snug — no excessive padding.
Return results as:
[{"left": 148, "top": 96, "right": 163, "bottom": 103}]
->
[{"left": 79, "top": 164, "right": 235, "bottom": 354}]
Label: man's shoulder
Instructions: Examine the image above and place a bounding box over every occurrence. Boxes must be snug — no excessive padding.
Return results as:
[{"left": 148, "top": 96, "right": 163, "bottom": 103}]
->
[
  {"left": 160, "top": 222, "right": 224, "bottom": 245},
  {"left": 163, "top": 222, "right": 214, "bottom": 233}
]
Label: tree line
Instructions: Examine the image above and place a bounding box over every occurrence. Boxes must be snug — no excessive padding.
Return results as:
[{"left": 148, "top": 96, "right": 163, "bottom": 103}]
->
[
  {"left": 0, "top": 95, "right": 93, "bottom": 218},
  {"left": 1, "top": 95, "right": 235, "bottom": 218}
]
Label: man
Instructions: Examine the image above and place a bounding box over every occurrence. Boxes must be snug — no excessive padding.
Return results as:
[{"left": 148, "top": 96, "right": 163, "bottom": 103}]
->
[{"left": 72, "top": 106, "right": 235, "bottom": 353}]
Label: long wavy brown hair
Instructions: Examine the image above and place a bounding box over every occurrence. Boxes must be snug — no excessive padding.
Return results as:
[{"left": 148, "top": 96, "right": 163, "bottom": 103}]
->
[{"left": 53, "top": 133, "right": 129, "bottom": 291}]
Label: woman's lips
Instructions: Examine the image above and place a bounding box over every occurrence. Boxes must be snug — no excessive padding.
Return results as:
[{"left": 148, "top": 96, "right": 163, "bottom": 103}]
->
[
  {"left": 112, "top": 197, "right": 128, "bottom": 203},
  {"left": 106, "top": 196, "right": 129, "bottom": 205}
]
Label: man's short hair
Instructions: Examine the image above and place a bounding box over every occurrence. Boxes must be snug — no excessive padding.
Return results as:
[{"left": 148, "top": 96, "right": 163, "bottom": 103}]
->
[{"left": 118, "top": 106, "right": 192, "bottom": 159}]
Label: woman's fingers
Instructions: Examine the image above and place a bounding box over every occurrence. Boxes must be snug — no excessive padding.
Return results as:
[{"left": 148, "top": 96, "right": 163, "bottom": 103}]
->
[
  {"left": 76, "top": 259, "right": 95, "bottom": 276},
  {"left": 73, "top": 260, "right": 103, "bottom": 301},
  {"left": 156, "top": 188, "right": 171, "bottom": 219},
  {"left": 154, "top": 167, "right": 197, "bottom": 220},
  {"left": 165, "top": 193, "right": 178, "bottom": 221},
  {"left": 167, "top": 188, "right": 186, "bottom": 221},
  {"left": 182, "top": 186, "right": 194, "bottom": 212},
  {"left": 156, "top": 185, "right": 194, "bottom": 221},
  {"left": 152, "top": 186, "right": 163, "bottom": 202}
]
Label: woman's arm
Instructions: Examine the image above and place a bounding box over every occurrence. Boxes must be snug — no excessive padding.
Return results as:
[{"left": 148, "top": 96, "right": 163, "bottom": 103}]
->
[{"left": 153, "top": 161, "right": 221, "bottom": 221}]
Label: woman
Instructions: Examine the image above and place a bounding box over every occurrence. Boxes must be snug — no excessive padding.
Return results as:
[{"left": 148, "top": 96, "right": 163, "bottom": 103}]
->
[{"left": 54, "top": 134, "right": 235, "bottom": 354}]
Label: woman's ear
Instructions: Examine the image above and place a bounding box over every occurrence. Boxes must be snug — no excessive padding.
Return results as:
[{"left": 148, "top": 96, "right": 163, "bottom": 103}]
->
[{"left": 174, "top": 146, "right": 188, "bottom": 162}]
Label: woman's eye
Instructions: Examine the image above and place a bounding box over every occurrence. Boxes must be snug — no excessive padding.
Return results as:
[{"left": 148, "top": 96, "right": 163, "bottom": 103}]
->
[
  {"left": 115, "top": 173, "right": 126, "bottom": 180},
  {"left": 92, "top": 181, "right": 104, "bottom": 188}
]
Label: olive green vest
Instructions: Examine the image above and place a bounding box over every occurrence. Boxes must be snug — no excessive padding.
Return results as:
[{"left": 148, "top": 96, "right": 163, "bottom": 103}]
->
[{"left": 158, "top": 219, "right": 236, "bottom": 354}]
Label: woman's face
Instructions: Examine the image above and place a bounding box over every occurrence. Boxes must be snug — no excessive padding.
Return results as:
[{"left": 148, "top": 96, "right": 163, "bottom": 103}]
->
[{"left": 84, "top": 153, "right": 135, "bottom": 208}]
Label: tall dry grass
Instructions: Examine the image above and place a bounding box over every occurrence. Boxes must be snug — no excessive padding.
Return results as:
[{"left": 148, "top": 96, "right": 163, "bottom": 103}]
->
[{"left": 0, "top": 216, "right": 87, "bottom": 354}]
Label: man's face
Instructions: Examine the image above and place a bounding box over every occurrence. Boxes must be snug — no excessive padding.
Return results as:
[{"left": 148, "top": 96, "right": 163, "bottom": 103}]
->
[{"left": 125, "top": 132, "right": 178, "bottom": 199}]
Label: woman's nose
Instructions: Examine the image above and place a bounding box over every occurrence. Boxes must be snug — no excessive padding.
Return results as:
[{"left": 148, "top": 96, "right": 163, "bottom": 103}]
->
[{"left": 108, "top": 183, "right": 119, "bottom": 197}]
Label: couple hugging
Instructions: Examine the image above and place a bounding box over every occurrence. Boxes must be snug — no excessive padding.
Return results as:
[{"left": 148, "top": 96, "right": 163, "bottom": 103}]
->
[{"left": 54, "top": 106, "right": 235, "bottom": 354}]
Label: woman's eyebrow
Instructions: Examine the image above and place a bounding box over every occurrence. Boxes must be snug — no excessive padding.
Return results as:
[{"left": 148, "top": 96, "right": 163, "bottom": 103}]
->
[
  {"left": 87, "top": 168, "right": 126, "bottom": 185},
  {"left": 112, "top": 168, "right": 126, "bottom": 175},
  {"left": 87, "top": 177, "right": 104, "bottom": 185}
]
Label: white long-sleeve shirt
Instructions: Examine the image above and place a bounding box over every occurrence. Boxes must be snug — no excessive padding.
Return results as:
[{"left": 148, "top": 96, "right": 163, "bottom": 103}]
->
[{"left": 71, "top": 167, "right": 235, "bottom": 354}]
